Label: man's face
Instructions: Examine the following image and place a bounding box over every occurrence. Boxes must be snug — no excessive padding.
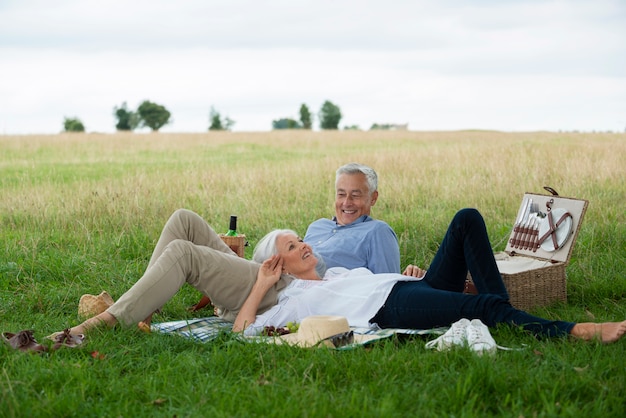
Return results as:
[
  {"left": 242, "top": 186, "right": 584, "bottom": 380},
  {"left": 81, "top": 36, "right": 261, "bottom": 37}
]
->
[{"left": 334, "top": 173, "right": 378, "bottom": 225}]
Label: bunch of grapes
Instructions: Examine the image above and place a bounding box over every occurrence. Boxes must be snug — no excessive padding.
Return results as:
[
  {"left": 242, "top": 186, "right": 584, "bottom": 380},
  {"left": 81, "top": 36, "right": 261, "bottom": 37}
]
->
[
  {"left": 286, "top": 321, "right": 299, "bottom": 333},
  {"left": 262, "top": 322, "right": 300, "bottom": 336},
  {"left": 262, "top": 326, "right": 290, "bottom": 336}
]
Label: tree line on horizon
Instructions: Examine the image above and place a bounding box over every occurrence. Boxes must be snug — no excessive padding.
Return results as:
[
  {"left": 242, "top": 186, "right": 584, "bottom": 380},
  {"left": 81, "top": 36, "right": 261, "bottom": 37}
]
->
[
  {"left": 63, "top": 100, "right": 346, "bottom": 133},
  {"left": 63, "top": 99, "right": 408, "bottom": 133}
]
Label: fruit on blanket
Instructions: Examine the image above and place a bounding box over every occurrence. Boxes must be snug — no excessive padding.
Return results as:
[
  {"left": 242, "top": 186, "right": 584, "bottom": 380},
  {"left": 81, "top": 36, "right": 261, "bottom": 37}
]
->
[
  {"left": 262, "top": 326, "right": 290, "bottom": 336},
  {"left": 262, "top": 322, "right": 300, "bottom": 336}
]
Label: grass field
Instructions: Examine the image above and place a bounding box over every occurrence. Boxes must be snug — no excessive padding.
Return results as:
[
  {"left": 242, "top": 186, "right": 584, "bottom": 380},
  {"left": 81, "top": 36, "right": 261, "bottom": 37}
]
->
[{"left": 1, "top": 130, "right": 625, "bottom": 417}]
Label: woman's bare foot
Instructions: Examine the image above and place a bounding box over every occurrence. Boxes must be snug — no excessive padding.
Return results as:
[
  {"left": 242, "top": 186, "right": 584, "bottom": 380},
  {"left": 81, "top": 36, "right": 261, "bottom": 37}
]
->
[{"left": 571, "top": 320, "right": 626, "bottom": 343}]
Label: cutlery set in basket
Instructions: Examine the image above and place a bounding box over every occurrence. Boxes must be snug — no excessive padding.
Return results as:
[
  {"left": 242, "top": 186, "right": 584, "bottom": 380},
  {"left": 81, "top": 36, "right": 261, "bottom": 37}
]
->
[{"left": 472, "top": 187, "right": 588, "bottom": 310}]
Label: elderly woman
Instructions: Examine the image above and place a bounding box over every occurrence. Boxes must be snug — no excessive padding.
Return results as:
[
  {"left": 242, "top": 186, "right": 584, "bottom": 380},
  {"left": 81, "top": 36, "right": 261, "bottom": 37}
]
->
[{"left": 58, "top": 209, "right": 625, "bottom": 345}]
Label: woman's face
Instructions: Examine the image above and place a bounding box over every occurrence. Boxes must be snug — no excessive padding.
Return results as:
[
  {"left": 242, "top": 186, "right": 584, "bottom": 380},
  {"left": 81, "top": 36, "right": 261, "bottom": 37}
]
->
[{"left": 275, "top": 232, "right": 318, "bottom": 277}]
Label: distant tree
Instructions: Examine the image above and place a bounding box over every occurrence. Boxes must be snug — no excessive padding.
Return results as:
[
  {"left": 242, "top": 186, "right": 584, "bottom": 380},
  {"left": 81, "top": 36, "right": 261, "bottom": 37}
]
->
[
  {"left": 224, "top": 116, "right": 235, "bottom": 131},
  {"left": 272, "top": 118, "right": 302, "bottom": 129},
  {"left": 209, "top": 107, "right": 235, "bottom": 131},
  {"left": 209, "top": 107, "right": 223, "bottom": 131},
  {"left": 299, "top": 104, "right": 312, "bottom": 129},
  {"left": 113, "top": 102, "right": 140, "bottom": 131},
  {"left": 370, "top": 123, "right": 408, "bottom": 130},
  {"left": 137, "top": 100, "right": 171, "bottom": 131},
  {"left": 63, "top": 117, "right": 85, "bottom": 132},
  {"left": 344, "top": 125, "right": 360, "bottom": 130},
  {"left": 319, "top": 100, "right": 342, "bottom": 130}
]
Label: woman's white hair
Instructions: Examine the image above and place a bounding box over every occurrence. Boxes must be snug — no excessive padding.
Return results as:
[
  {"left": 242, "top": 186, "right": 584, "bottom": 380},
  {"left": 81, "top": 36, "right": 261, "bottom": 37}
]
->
[
  {"left": 252, "top": 229, "right": 327, "bottom": 277},
  {"left": 252, "top": 229, "right": 297, "bottom": 264}
]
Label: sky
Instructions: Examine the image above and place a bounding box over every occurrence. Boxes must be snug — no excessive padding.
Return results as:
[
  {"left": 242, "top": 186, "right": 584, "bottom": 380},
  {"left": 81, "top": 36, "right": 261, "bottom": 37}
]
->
[{"left": 1, "top": 0, "right": 625, "bottom": 134}]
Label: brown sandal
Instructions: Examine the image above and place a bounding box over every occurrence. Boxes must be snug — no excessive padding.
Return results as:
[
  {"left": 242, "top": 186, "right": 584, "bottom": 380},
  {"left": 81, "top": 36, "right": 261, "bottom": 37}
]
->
[
  {"left": 2, "top": 330, "right": 48, "bottom": 353},
  {"left": 50, "top": 329, "right": 85, "bottom": 350}
]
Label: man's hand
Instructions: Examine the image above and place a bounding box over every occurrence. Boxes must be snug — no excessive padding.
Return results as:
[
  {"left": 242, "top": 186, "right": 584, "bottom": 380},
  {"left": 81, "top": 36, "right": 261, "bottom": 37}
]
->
[{"left": 403, "top": 264, "right": 426, "bottom": 278}]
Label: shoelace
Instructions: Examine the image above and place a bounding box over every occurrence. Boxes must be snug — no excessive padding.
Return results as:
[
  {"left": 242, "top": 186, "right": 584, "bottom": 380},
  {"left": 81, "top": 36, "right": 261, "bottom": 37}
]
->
[
  {"left": 425, "top": 324, "right": 467, "bottom": 350},
  {"left": 17, "top": 330, "right": 36, "bottom": 346},
  {"left": 426, "top": 321, "right": 526, "bottom": 352},
  {"left": 466, "top": 326, "right": 525, "bottom": 352},
  {"left": 52, "top": 329, "right": 85, "bottom": 349}
]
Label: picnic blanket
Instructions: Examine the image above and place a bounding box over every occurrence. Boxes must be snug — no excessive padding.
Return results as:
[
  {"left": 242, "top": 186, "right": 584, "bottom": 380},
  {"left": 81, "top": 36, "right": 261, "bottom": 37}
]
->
[{"left": 151, "top": 317, "right": 446, "bottom": 347}]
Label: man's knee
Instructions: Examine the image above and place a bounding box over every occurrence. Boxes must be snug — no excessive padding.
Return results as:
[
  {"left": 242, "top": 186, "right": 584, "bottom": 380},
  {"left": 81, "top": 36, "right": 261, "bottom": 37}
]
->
[
  {"left": 171, "top": 208, "right": 196, "bottom": 222},
  {"left": 165, "top": 238, "right": 193, "bottom": 257}
]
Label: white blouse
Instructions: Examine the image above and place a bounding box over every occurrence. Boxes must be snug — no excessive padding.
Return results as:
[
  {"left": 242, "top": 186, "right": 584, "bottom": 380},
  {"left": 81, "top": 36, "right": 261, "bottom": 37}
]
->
[{"left": 244, "top": 267, "right": 421, "bottom": 336}]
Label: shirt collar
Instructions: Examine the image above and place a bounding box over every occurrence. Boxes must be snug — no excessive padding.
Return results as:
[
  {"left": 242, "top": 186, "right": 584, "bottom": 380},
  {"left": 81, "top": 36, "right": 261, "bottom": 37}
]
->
[{"left": 331, "top": 215, "right": 371, "bottom": 226}]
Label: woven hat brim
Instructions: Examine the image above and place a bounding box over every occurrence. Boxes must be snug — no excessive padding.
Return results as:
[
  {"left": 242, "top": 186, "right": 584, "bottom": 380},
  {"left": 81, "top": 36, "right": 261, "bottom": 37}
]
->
[{"left": 268, "top": 331, "right": 382, "bottom": 348}]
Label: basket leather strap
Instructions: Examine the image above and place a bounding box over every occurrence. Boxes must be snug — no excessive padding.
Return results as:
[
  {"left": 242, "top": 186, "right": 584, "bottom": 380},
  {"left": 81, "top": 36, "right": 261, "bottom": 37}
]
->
[{"left": 537, "top": 211, "right": 573, "bottom": 250}]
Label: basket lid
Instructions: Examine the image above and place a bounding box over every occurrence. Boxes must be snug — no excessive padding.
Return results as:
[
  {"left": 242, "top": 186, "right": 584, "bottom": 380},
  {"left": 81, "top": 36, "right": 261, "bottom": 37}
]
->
[{"left": 504, "top": 189, "right": 588, "bottom": 263}]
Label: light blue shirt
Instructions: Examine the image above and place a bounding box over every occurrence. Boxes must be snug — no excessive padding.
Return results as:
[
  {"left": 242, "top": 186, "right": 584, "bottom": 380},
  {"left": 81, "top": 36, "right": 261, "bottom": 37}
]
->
[{"left": 304, "top": 215, "right": 401, "bottom": 274}]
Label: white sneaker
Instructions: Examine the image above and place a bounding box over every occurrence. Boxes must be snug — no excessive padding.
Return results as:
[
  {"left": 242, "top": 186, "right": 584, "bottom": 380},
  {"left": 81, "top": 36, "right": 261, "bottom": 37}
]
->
[
  {"left": 466, "top": 319, "right": 497, "bottom": 356},
  {"left": 425, "top": 318, "right": 470, "bottom": 351}
]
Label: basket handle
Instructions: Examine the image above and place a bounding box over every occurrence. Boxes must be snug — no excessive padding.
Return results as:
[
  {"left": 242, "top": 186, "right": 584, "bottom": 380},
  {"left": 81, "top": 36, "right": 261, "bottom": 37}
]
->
[{"left": 543, "top": 186, "right": 559, "bottom": 196}]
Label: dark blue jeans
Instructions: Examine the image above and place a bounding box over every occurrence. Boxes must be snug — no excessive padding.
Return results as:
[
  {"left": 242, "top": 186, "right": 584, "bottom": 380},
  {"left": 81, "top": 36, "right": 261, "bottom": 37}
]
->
[{"left": 372, "top": 208, "right": 575, "bottom": 338}]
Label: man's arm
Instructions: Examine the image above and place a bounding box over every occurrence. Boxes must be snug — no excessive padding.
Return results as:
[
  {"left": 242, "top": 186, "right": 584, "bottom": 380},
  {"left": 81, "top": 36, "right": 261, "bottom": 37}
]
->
[{"left": 366, "top": 223, "right": 401, "bottom": 274}]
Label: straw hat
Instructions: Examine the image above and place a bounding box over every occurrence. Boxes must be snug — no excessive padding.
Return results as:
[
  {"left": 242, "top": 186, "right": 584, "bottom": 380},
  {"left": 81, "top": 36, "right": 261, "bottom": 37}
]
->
[
  {"left": 78, "top": 291, "right": 114, "bottom": 318},
  {"left": 279, "top": 315, "right": 378, "bottom": 348}
]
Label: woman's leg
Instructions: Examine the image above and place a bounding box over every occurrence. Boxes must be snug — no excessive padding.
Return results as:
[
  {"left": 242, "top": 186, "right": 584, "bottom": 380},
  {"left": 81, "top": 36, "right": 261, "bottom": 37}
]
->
[
  {"left": 373, "top": 281, "right": 574, "bottom": 338},
  {"left": 424, "top": 208, "right": 509, "bottom": 299},
  {"left": 570, "top": 322, "right": 626, "bottom": 343}
]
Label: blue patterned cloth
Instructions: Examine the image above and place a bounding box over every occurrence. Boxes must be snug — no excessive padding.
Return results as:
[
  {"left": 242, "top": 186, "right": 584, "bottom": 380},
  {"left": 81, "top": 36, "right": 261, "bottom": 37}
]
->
[{"left": 151, "top": 317, "right": 445, "bottom": 346}]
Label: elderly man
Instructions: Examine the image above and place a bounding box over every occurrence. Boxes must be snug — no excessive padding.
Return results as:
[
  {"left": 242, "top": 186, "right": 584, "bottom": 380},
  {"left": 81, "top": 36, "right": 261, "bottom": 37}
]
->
[{"left": 304, "top": 162, "right": 400, "bottom": 274}]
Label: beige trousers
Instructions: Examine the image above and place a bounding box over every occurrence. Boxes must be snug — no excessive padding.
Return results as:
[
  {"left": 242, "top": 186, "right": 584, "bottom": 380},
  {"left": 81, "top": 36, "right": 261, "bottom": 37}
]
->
[{"left": 107, "top": 209, "right": 292, "bottom": 326}]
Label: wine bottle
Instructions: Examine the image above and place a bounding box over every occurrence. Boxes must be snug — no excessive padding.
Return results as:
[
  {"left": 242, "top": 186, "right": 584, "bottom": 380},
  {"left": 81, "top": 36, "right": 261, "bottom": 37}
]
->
[{"left": 225, "top": 215, "right": 238, "bottom": 236}]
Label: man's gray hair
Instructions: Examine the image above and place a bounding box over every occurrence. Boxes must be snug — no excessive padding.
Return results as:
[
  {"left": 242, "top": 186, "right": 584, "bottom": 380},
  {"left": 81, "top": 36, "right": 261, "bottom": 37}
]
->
[{"left": 335, "top": 162, "right": 378, "bottom": 196}]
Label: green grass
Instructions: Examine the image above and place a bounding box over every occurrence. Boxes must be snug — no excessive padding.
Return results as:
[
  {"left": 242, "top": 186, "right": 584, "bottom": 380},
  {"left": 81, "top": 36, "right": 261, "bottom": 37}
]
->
[{"left": 1, "top": 131, "right": 625, "bottom": 417}]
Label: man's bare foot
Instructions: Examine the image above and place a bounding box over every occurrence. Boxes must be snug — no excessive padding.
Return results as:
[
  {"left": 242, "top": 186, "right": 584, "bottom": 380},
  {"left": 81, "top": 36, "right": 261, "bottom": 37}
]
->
[
  {"left": 571, "top": 320, "right": 626, "bottom": 343},
  {"left": 47, "top": 312, "right": 117, "bottom": 340},
  {"left": 136, "top": 311, "right": 154, "bottom": 333},
  {"left": 138, "top": 322, "right": 151, "bottom": 333}
]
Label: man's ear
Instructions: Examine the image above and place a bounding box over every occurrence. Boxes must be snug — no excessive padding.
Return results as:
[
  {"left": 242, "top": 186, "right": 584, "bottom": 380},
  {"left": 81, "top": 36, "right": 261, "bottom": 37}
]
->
[{"left": 370, "top": 190, "right": 379, "bottom": 206}]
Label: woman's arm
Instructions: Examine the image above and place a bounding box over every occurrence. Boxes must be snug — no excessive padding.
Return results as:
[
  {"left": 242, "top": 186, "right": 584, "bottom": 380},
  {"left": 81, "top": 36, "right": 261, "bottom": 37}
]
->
[{"left": 232, "top": 255, "right": 283, "bottom": 333}]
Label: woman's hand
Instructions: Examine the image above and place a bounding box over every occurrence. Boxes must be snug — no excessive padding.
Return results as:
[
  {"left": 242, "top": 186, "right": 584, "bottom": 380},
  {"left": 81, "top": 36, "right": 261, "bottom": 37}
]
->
[
  {"left": 232, "top": 255, "right": 284, "bottom": 333},
  {"left": 403, "top": 264, "right": 426, "bottom": 278},
  {"left": 257, "top": 255, "right": 283, "bottom": 290}
]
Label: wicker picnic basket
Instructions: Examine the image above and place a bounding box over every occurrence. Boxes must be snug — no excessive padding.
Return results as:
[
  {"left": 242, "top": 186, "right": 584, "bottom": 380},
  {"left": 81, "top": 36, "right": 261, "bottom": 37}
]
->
[
  {"left": 219, "top": 234, "right": 246, "bottom": 258},
  {"left": 469, "top": 187, "right": 588, "bottom": 311}
]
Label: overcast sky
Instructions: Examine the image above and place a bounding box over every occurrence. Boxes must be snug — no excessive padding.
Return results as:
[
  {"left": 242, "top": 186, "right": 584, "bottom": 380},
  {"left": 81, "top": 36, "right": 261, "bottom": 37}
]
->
[{"left": 1, "top": 0, "right": 625, "bottom": 134}]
